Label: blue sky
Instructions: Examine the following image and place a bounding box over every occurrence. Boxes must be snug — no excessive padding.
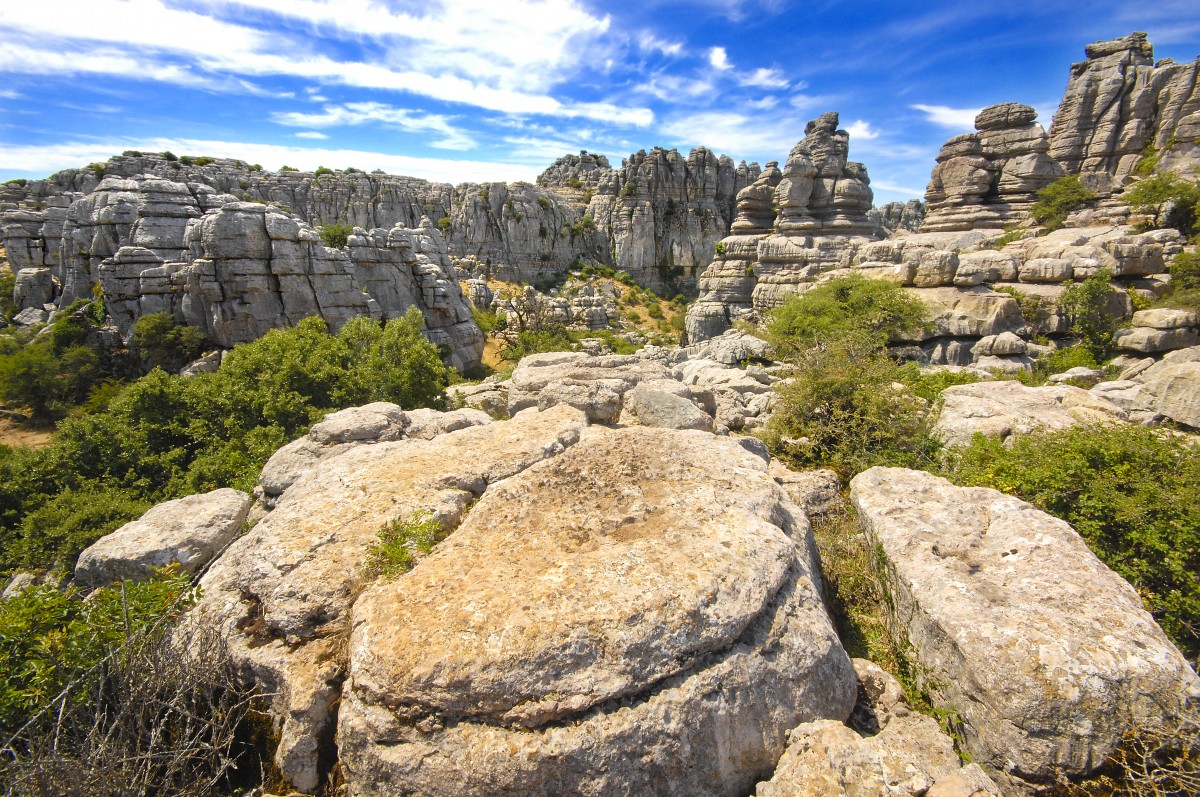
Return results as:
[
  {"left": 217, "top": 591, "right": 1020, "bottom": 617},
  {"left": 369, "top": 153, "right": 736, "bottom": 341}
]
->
[{"left": 1, "top": 1, "right": 1198, "bottom": 205}]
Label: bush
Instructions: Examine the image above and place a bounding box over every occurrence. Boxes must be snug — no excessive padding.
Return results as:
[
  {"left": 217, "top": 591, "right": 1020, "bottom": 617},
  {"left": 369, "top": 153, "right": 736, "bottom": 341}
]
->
[
  {"left": 1122, "top": 172, "right": 1200, "bottom": 235},
  {"left": 943, "top": 425, "right": 1200, "bottom": 659},
  {"left": 1032, "top": 175, "right": 1096, "bottom": 231},
  {"left": 313, "top": 166, "right": 334, "bottom": 177},
  {"left": 132, "top": 313, "right": 209, "bottom": 373},
  {"left": 0, "top": 570, "right": 263, "bottom": 795},
  {"left": 318, "top": 222, "right": 352, "bottom": 248},
  {"left": 279, "top": 165, "right": 298, "bottom": 173},
  {"left": 761, "top": 334, "right": 939, "bottom": 478},
  {"left": 6, "top": 485, "right": 150, "bottom": 573},
  {"left": 437, "top": 216, "right": 452, "bottom": 233},
  {"left": 764, "top": 275, "right": 930, "bottom": 359},
  {"left": 1059, "top": 268, "right": 1120, "bottom": 361}
]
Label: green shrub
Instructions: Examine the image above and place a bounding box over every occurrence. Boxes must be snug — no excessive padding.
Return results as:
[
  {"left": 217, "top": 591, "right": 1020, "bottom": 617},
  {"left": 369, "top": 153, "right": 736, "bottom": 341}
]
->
[
  {"left": 7, "top": 485, "right": 150, "bottom": 573},
  {"left": 1122, "top": 172, "right": 1200, "bottom": 235},
  {"left": 160, "top": 151, "right": 177, "bottom": 162},
  {"left": 500, "top": 329, "right": 574, "bottom": 361},
  {"left": 437, "top": 216, "right": 452, "bottom": 232},
  {"left": 318, "top": 222, "right": 353, "bottom": 248},
  {"left": 0, "top": 569, "right": 192, "bottom": 736},
  {"left": 761, "top": 334, "right": 939, "bottom": 478},
  {"left": 279, "top": 165, "right": 298, "bottom": 172},
  {"left": 1031, "top": 175, "right": 1096, "bottom": 231},
  {"left": 313, "top": 166, "right": 334, "bottom": 177},
  {"left": 943, "top": 425, "right": 1200, "bottom": 659},
  {"left": 363, "top": 511, "right": 445, "bottom": 578},
  {"left": 895, "top": 362, "right": 981, "bottom": 403},
  {"left": 764, "top": 275, "right": 930, "bottom": 359},
  {"left": 1059, "top": 268, "right": 1120, "bottom": 361},
  {"left": 714, "top": 241, "right": 726, "bottom": 256},
  {"left": 132, "top": 312, "right": 209, "bottom": 373}
]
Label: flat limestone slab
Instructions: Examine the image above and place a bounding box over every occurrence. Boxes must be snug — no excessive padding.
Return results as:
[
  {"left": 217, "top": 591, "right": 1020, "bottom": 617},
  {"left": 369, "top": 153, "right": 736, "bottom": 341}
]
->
[
  {"left": 850, "top": 467, "right": 1200, "bottom": 789},
  {"left": 340, "top": 427, "right": 857, "bottom": 797}
]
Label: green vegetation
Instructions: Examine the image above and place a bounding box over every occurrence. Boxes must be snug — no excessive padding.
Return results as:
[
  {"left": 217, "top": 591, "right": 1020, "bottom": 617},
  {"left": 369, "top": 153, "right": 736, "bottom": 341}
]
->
[
  {"left": 160, "top": 151, "right": 178, "bottom": 162},
  {"left": 363, "top": 511, "right": 446, "bottom": 578},
  {"left": 537, "top": 197, "right": 552, "bottom": 211},
  {"left": 1031, "top": 175, "right": 1096, "bottom": 231},
  {"left": 0, "top": 311, "right": 450, "bottom": 575},
  {"left": 313, "top": 166, "right": 334, "bottom": 177},
  {"left": 1163, "top": 249, "right": 1200, "bottom": 312},
  {"left": 943, "top": 426, "right": 1200, "bottom": 659},
  {"left": 0, "top": 301, "right": 108, "bottom": 419},
  {"left": 0, "top": 568, "right": 262, "bottom": 794},
  {"left": 279, "top": 165, "right": 298, "bottom": 172},
  {"left": 318, "top": 222, "right": 353, "bottom": 248},
  {"left": 761, "top": 334, "right": 939, "bottom": 478},
  {"left": 763, "top": 275, "right": 930, "bottom": 359},
  {"left": 1122, "top": 171, "right": 1200, "bottom": 236},
  {"left": 437, "top": 216, "right": 452, "bottom": 233},
  {"left": 713, "top": 241, "right": 726, "bottom": 256},
  {"left": 131, "top": 312, "right": 210, "bottom": 373},
  {"left": 1059, "top": 268, "right": 1120, "bottom": 361}
]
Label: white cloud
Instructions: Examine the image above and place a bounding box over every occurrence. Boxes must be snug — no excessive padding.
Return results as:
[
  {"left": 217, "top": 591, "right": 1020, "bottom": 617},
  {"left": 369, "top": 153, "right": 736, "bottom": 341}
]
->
[
  {"left": 295, "top": 131, "right": 329, "bottom": 139},
  {"left": 746, "top": 97, "right": 779, "bottom": 110},
  {"left": 661, "top": 112, "right": 803, "bottom": 158},
  {"left": 911, "top": 103, "right": 981, "bottom": 129},
  {"left": 789, "top": 93, "right": 841, "bottom": 113},
  {"left": 0, "top": 1, "right": 649, "bottom": 124},
  {"left": 637, "top": 33, "right": 684, "bottom": 57},
  {"left": 0, "top": 89, "right": 21, "bottom": 100},
  {"left": 738, "top": 67, "right": 788, "bottom": 89},
  {"left": 845, "top": 120, "right": 880, "bottom": 140},
  {"left": 708, "top": 47, "right": 732, "bottom": 71},
  {"left": 870, "top": 179, "right": 927, "bottom": 197},
  {"left": 273, "top": 102, "right": 477, "bottom": 149},
  {"left": 0, "top": 137, "right": 537, "bottom": 185}
]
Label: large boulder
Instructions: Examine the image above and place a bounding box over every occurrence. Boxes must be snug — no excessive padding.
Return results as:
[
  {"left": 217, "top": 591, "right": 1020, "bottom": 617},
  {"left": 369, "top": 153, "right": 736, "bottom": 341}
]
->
[
  {"left": 75, "top": 488, "right": 251, "bottom": 587},
  {"left": 1138, "top": 361, "right": 1200, "bottom": 429},
  {"left": 850, "top": 467, "right": 1200, "bottom": 790},
  {"left": 933, "top": 380, "right": 1127, "bottom": 446},
  {"left": 338, "top": 427, "right": 857, "bottom": 797},
  {"left": 193, "top": 405, "right": 590, "bottom": 792}
]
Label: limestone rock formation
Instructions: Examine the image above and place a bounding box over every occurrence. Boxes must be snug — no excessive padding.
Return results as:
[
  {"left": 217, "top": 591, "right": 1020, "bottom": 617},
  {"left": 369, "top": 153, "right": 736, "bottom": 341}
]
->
[
  {"left": 76, "top": 184, "right": 484, "bottom": 370},
  {"left": 338, "top": 426, "right": 856, "bottom": 797},
  {"left": 730, "top": 160, "right": 783, "bottom": 235},
  {"left": 871, "top": 199, "right": 927, "bottom": 234},
  {"left": 850, "top": 467, "right": 1200, "bottom": 791},
  {"left": 536, "top": 151, "right": 612, "bottom": 193},
  {"left": 586, "top": 146, "right": 756, "bottom": 289},
  {"left": 685, "top": 113, "right": 880, "bottom": 342},
  {"left": 75, "top": 488, "right": 251, "bottom": 587},
  {"left": 1048, "top": 32, "right": 1200, "bottom": 195},
  {"left": 922, "top": 103, "right": 1061, "bottom": 232},
  {"left": 193, "top": 405, "right": 590, "bottom": 792}
]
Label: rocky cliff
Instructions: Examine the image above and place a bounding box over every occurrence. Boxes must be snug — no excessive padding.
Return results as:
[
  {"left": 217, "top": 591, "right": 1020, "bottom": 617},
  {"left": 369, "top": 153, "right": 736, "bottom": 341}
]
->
[
  {"left": 686, "top": 112, "right": 881, "bottom": 342},
  {"left": 922, "top": 32, "right": 1200, "bottom": 232}
]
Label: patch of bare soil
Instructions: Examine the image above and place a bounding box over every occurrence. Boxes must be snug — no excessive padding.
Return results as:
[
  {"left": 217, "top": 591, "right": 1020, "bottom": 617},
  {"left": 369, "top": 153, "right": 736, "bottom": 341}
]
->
[{"left": 0, "top": 416, "right": 55, "bottom": 449}]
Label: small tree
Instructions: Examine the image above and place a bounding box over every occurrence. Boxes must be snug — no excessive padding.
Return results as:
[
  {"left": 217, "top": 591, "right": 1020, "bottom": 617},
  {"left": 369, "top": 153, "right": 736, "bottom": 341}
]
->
[
  {"left": 319, "top": 222, "right": 353, "bottom": 248},
  {"left": 1060, "top": 268, "right": 1120, "bottom": 361},
  {"left": 1031, "top": 175, "right": 1096, "bottom": 231},
  {"left": 1122, "top": 172, "right": 1200, "bottom": 235}
]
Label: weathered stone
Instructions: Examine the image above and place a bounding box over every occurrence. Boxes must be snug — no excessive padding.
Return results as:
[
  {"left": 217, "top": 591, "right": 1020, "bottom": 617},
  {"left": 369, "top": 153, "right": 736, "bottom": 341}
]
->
[
  {"left": 76, "top": 489, "right": 251, "bottom": 587},
  {"left": 619, "top": 382, "right": 714, "bottom": 431},
  {"left": 768, "top": 462, "right": 842, "bottom": 518},
  {"left": 308, "top": 403, "right": 410, "bottom": 445},
  {"left": 934, "top": 380, "right": 1127, "bottom": 446},
  {"left": 1139, "top": 361, "right": 1200, "bottom": 428},
  {"left": 756, "top": 659, "right": 1002, "bottom": 797},
  {"left": 339, "top": 426, "right": 857, "bottom": 797},
  {"left": 194, "top": 406, "right": 590, "bottom": 792},
  {"left": 1114, "top": 326, "right": 1200, "bottom": 353},
  {"left": 1131, "top": 308, "right": 1198, "bottom": 329},
  {"left": 850, "top": 467, "right": 1200, "bottom": 789}
]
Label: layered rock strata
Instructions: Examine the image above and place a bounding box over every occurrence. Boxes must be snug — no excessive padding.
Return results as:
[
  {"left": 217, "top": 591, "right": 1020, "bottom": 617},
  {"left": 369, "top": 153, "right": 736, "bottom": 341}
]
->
[
  {"left": 922, "top": 103, "right": 1061, "bottom": 232},
  {"left": 89, "top": 192, "right": 483, "bottom": 370},
  {"left": 686, "top": 112, "right": 879, "bottom": 342}
]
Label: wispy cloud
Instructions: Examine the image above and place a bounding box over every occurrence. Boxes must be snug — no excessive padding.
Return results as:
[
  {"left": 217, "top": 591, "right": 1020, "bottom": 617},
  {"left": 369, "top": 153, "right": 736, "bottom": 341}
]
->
[
  {"left": 738, "top": 67, "right": 789, "bottom": 89},
  {"left": 911, "top": 103, "right": 981, "bottom": 129},
  {"left": 273, "top": 102, "right": 477, "bottom": 149},
  {"left": 295, "top": 131, "right": 328, "bottom": 140},
  {"left": 660, "top": 111, "right": 803, "bottom": 158}
]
